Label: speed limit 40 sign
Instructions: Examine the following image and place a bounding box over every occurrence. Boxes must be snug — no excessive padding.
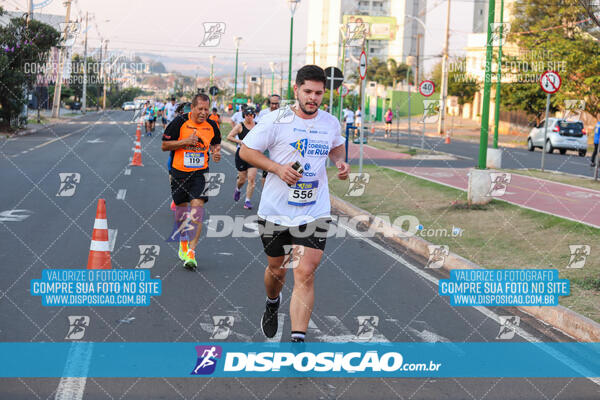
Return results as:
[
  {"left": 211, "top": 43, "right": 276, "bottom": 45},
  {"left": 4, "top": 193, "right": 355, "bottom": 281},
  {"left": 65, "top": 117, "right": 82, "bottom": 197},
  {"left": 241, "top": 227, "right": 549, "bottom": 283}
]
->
[{"left": 419, "top": 80, "right": 435, "bottom": 97}]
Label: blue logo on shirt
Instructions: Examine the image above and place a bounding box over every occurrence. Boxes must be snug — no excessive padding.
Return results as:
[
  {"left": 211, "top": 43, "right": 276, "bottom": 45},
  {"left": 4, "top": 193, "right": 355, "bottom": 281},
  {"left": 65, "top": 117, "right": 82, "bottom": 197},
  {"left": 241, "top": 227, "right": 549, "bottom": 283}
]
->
[{"left": 290, "top": 139, "right": 308, "bottom": 157}]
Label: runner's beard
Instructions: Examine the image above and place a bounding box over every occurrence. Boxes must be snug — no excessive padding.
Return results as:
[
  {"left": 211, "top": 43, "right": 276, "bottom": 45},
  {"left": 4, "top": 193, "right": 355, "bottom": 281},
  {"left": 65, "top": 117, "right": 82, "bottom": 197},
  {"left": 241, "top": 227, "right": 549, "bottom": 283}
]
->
[{"left": 298, "top": 99, "right": 320, "bottom": 115}]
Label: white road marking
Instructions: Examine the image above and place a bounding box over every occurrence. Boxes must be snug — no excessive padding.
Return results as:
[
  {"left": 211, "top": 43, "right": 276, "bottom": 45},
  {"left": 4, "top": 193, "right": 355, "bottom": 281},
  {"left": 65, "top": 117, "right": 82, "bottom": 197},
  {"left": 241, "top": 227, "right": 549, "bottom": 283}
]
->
[
  {"left": 0, "top": 209, "right": 32, "bottom": 222},
  {"left": 116, "top": 189, "right": 126, "bottom": 200},
  {"left": 108, "top": 229, "right": 117, "bottom": 252},
  {"left": 336, "top": 220, "right": 600, "bottom": 386},
  {"left": 124, "top": 168, "right": 131, "bottom": 176},
  {"left": 54, "top": 342, "right": 93, "bottom": 400},
  {"left": 221, "top": 148, "right": 231, "bottom": 156}
]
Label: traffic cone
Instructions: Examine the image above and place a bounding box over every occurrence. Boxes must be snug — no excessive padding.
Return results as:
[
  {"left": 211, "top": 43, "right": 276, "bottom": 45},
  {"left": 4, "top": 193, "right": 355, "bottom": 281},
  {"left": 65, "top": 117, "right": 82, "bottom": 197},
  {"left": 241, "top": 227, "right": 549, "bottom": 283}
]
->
[
  {"left": 87, "top": 199, "right": 111, "bottom": 269},
  {"left": 130, "top": 138, "right": 143, "bottom": 166},
  {"left": 136, "top": 129, "right": 141, "bottom": 142},
  {"left": 136, "top": 123, "right": 141, "bottom": 138},
  {"left": 445, "top": 134, "right": 451, "bottom": 144}
]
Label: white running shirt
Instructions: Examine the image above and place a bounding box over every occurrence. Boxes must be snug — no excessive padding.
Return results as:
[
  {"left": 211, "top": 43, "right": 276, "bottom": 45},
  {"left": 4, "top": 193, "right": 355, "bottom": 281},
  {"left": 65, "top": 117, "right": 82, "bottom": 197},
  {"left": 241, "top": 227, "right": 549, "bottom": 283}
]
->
[
  {"left": 164, "top": 102, "right": 177, "bottom": 122},
  {"left": 256, "top": 108, "right": 272, "bottom": 123},
  {"left": 231, "top": 111, "right": 243, "bottom": 125},
  {"left": 243, "top": 108, "right": 345, "bottom": 227}
]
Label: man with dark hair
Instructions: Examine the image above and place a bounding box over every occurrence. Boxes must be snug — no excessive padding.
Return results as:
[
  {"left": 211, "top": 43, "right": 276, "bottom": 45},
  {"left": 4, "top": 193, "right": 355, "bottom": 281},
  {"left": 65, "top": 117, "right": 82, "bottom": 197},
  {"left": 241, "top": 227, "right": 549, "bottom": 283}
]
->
[
  {"left": 240, "top": 64, "right": 350, "bottom": 342},
  {"left": 162, "top": 93, "right": 222, "bottom": 269},
  {"left": 256, "top": 94, "right": 281, "bottom": 122}
]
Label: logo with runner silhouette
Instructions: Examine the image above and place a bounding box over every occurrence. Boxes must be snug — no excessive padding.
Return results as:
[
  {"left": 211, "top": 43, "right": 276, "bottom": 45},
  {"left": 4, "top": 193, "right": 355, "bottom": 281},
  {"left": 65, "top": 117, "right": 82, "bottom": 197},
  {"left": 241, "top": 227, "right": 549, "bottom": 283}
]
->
[
  {"left": 289, "top": 139, "right": 308, "bottom": 157},
  {"left": 136, "top": 245, "right": 160, "bottom": 268},
  {"left": 426, "top": 245, "right": 449, "bottom": 269},
  {"left": 210, "top": 316, "right": 234, "bottom": 340},
  {"left": 273, "top": 105, "right": 295, "bottom": 124},
  {"left": 65, "top": 316, "right": 90, "bottom": 340},
  {"left": 356, "top": 316, "right": 379, "bottom": 340},
  {"left": 201, "top": 173, "right": 225, "bottom": 197},
  {"left": 488, "top": 173, "right": 511, "bottom": 196},
  {"left": 496, "top": 315, "right": 520, "bottom": 340},
  {"left": 281, "top": 245, "right": 305, "bottom": 269},
  {"left": 167, "top": 206, "right": 204, "bottom": 242},
  {"left": 563, "top": 99, "right": 585, "bottom": 122},
  {"left": 56, "top": 173, "right": 80, "bottom": 197},
  {"left": 566, "top": 244, "right": 590, "bottom": 269},
  {"left": 488, "top": 22, "right": 511, "bottom": 46},
  {"left": 345, "top": 173, "right": 370, "bottom": 197},
  {"left": 199, "top": 22, "right": 226, "bottom": 47},
  {"left": 191, "top": 345, "right": 222, "bottom": 375},
  {"left": 422, "top": 100, "right": 441, "bottom": 124}
]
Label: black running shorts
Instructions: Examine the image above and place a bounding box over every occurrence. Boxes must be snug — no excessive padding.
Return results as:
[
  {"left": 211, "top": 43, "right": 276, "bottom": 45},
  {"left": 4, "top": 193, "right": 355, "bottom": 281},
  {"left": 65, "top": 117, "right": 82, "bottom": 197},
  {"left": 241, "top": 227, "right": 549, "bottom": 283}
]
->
[
  {"left": 235, "top": 148, "right": 253, "bottom": 172},
  {"left": 170, "top": 172, "right": 209, "bottom": 204},
  {"left": 257, "top": 218, "right": 331, "bottom": 257}
]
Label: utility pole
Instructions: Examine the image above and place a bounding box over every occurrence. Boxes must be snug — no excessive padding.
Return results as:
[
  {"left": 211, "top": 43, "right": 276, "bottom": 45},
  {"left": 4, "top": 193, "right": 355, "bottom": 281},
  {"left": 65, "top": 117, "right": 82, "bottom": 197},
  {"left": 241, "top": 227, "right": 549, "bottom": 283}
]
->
[
  {"left": 477, "top": 0, "right": 496, "bottom": 169},
  {"left": 102, "top": 39, "right": 108, "bottom": 110},
  {"left": 259, "top": 66, "right": 263, "bottom": 96},
  {"left": 415, "top": 34, "right": 421, "bottom": 84},
  {"left": 493, "top": 0, "right": 505, "bottom": 149},
  {"left": 28, "top": 0, "right": 33, "bottom": 24},
  {"left": 437, "top": 0, "right": 451, "bottom": 135},
  {"left": 51, "top": 0, "right": 72, "bottom": 118},
  {"left": 312, "top": 40, "right": 316, "bottom": 64},
  {"left": 82, "top": 12, "right": 88, "bottom": 113},
  {"left": 242, "top": 62, "right": 247, "bottom": 96}
]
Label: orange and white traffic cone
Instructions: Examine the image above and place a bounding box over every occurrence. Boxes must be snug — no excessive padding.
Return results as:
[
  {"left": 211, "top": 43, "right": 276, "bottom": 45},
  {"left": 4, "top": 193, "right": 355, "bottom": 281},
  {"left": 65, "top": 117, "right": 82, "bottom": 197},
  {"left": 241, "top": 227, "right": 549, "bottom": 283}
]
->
[
  {"left": 87, "top": 199, "right": 111, "bottom": 270},
  {"left": 130, "top": 138, "right": 143, "bottom": 166},
  {"left": 136, "top": 129, "right": 141, "bottom": 142},
  {"left": 136, "top": 123, "right": 141, "bottom": 138},
  {"left": 445, "top": 133, "right": 451, "bottom": 144}
]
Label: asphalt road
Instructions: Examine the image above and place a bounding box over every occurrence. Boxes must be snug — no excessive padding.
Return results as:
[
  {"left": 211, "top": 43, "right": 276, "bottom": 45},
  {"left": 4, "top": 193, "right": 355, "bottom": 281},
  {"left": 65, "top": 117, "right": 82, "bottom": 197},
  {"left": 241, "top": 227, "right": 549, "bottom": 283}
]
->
[
  {"left": 361, "top": 129, "right": 595, "bottom": 176},
  {"left": 1, "top": 111, "right": 598, "bottom": 399}
]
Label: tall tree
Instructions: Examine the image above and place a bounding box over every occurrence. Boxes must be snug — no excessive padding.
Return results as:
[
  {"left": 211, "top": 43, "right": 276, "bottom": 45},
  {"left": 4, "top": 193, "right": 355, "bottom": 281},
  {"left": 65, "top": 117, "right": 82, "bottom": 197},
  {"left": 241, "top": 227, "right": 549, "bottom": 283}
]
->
[
  {"left": 0, "top": 8, "right": 60, "bottom": 127},
  {"left": 503, "top": 0, "right": 600, "bottom": 120}
]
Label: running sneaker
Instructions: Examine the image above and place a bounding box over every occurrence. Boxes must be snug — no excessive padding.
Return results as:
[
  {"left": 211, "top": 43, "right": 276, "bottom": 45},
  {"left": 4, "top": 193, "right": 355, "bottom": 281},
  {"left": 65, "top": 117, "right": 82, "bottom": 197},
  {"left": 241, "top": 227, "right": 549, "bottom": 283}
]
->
[
  {"left": 233, "top": 188, "right": 241, "bottom": 202},
  {"left": 244, "top": 200, "right": 252, "bottom": 209},
  {"left": 261, "top": 295, "right": 280, "bottom": 338},
  {"left": 178, "top": 242, "right": 186, "bottom": 261},
  {"left": 183, "top": 249, "right": 197, "bottom": 269}
]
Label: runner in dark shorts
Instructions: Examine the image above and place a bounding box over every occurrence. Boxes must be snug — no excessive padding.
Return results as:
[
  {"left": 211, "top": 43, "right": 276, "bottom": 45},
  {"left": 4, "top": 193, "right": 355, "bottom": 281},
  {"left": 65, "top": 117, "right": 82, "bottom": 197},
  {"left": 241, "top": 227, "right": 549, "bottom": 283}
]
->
[{"left": 161, "top": 93, "right": 221, "bottom": 269}]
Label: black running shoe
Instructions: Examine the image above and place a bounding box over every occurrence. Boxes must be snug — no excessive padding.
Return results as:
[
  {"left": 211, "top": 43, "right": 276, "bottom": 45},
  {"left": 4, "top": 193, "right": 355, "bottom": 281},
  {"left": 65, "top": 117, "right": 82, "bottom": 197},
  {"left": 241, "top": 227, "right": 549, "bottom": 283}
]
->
[{"left": 261, "top": 296, "right": 280, "bottom": 338}]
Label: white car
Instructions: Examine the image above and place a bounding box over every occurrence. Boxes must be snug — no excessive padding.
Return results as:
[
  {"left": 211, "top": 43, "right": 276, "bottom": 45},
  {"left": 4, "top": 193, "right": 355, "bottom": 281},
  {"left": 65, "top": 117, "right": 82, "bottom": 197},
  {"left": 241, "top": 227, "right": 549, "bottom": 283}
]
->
[
  {"left": 527, "top": 118, "right": 588, "bottom": 156},
  {"left": 121, "top": 101, "right": 136, "bottom": 111}
]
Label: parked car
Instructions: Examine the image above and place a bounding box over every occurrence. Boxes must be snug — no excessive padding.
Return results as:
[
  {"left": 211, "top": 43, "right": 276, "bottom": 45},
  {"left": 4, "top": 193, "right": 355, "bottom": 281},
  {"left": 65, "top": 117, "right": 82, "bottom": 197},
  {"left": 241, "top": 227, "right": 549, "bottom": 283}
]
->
[
  {"left": 527, "top": 118, "right": 587, "bottom": 156},
  {"left": 68, "top": 101, "right": 81, "bottom": 110},
  {"left": 122, "top": 101, "right": 136, "bottom": 111}
]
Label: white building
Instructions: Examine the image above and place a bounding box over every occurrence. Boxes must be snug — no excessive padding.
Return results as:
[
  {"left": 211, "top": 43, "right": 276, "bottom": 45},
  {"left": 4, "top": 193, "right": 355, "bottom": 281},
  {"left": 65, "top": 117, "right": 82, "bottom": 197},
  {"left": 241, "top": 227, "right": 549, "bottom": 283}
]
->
[{"left": 305, "top": 0, "right": 426, "bottom": 79}]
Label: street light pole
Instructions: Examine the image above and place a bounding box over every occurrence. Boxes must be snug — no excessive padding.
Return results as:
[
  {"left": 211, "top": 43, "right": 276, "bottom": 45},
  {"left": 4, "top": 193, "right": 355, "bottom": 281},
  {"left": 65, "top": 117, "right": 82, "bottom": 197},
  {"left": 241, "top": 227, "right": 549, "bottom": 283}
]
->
[
  {"left": 209, "top": 55, "right": 215, "bottom": 87},
  {"left": 242, "top": 62, "right": 247, "bottom": 96},
  {"left": 287, "top": 0, "right": 300, "bottom": 100},
  {"left": 437, "top": 0, "right": 451, "bottom": 135},
  {"left": 269, "top": 62, "right": 276, "bottom": 94},
  {"left": 233, "top": 36, "right": 242, "bottom": 98},
  {"left": 493, "top": 0, "right": 505, "bottom": 149},
  {"left": 51, "top": 0, "right": 72, "bottom": 118},
  {"left": 82, "top": 12, "right": 88, "bottom": 113},
  {"left": 478, "top": 0, "right": 496, "bottom": 169}
]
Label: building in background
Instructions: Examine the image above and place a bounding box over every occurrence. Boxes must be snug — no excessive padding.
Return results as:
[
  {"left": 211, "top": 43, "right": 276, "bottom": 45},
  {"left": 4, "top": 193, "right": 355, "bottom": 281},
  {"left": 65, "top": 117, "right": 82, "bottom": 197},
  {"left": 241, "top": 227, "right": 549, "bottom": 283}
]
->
[{"left": 305, "top": 0, "right": 426, "bottom": 77}]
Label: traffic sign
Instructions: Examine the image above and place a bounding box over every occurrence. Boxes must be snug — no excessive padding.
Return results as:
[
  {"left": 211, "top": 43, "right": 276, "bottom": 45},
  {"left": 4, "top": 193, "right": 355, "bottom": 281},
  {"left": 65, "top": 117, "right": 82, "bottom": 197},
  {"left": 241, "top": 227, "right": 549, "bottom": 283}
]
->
[
  {"left": 324, "top": 66, "right": 344, "bottom": 90},
  {"left": 419, "top": 80, "right": 435, "bottom": 97},
  {"left": 540, "top": 71, "right": 561, "bottom": 94},
  {"left": 338, "top": 84, "right": 349, "bottom": 97},
  {"left": 359, "top": 51, "right": 367, "bottom": 80},
  {"left": 209, "top": 86, "right": 219, "bottom": 96}
]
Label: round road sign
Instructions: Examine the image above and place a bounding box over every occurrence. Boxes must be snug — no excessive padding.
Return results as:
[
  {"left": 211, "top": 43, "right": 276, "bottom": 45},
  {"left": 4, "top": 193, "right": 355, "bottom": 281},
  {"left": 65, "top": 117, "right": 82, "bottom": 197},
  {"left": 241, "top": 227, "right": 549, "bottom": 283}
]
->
[
  {"left": 540, "top": 71, "right": 561, "bottom": 94},
  {"left": 338, "top": 84, "right": 349, "bottom": 97},
  {"left": 419, "top": 80, "right": 435, "bottom": 97},
  {"left": 324, "top": 66, "right": 344, "bottom": 90}
]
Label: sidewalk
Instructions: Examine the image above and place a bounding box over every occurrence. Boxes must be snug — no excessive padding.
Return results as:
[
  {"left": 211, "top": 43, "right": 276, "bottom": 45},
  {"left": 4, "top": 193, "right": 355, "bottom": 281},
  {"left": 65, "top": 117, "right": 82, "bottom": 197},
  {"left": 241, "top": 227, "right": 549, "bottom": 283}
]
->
[{"left": 389, "top": 166, "right": 600, "bottom": 229}]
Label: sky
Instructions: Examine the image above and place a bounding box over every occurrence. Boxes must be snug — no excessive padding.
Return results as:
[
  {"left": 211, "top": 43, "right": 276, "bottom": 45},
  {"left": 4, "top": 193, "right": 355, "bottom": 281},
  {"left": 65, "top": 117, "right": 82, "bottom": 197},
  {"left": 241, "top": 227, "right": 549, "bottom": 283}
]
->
[{"left": 4, "top": 0, "right": 477, "bottom": 77}]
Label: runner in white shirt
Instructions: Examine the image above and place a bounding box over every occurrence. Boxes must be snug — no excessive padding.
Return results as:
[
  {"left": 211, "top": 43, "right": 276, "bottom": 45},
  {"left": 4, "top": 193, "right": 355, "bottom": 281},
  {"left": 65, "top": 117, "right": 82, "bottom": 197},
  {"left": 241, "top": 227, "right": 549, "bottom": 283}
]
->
[
  {"left": 256, "top": 94, "right": 281, "bottom": 122},
  {"left": 240, "top": 65, "right": 350, "bottom": 343},
  {"left": 231, "top": 104, "right": 247, "bottom": 128},
  {"left": 164, "top": 97, "right": 178, "bottom": 124}
]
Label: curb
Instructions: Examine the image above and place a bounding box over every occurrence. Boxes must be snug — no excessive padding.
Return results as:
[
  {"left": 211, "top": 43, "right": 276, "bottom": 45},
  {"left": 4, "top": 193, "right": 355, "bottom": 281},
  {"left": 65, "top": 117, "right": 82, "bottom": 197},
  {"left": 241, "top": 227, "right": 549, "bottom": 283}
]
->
[
  {"left": 10, "top": 111, "right": 101, "bottom": 138},
  {"left": 330, "top": 194, "right": 600, "bottom": 342}
]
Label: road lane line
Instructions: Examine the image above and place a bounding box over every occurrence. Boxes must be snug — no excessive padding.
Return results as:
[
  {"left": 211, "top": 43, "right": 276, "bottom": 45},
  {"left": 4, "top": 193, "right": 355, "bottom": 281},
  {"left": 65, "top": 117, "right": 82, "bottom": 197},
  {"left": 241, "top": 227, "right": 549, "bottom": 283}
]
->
[
  {"left": 54, "top": 342, "right": 93, "bottom": 400},
  {"left": 116, "top": 189, "right": 126, "bottom": 200},
  {"left": 124, "top": 168, "right": 131, "bottom": 176},
  {"left": 336, "top": 221, "right": 600, "bottom": 386},
  {"left": 108, "top": 229, "right": 117, "bottom": 252}
]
